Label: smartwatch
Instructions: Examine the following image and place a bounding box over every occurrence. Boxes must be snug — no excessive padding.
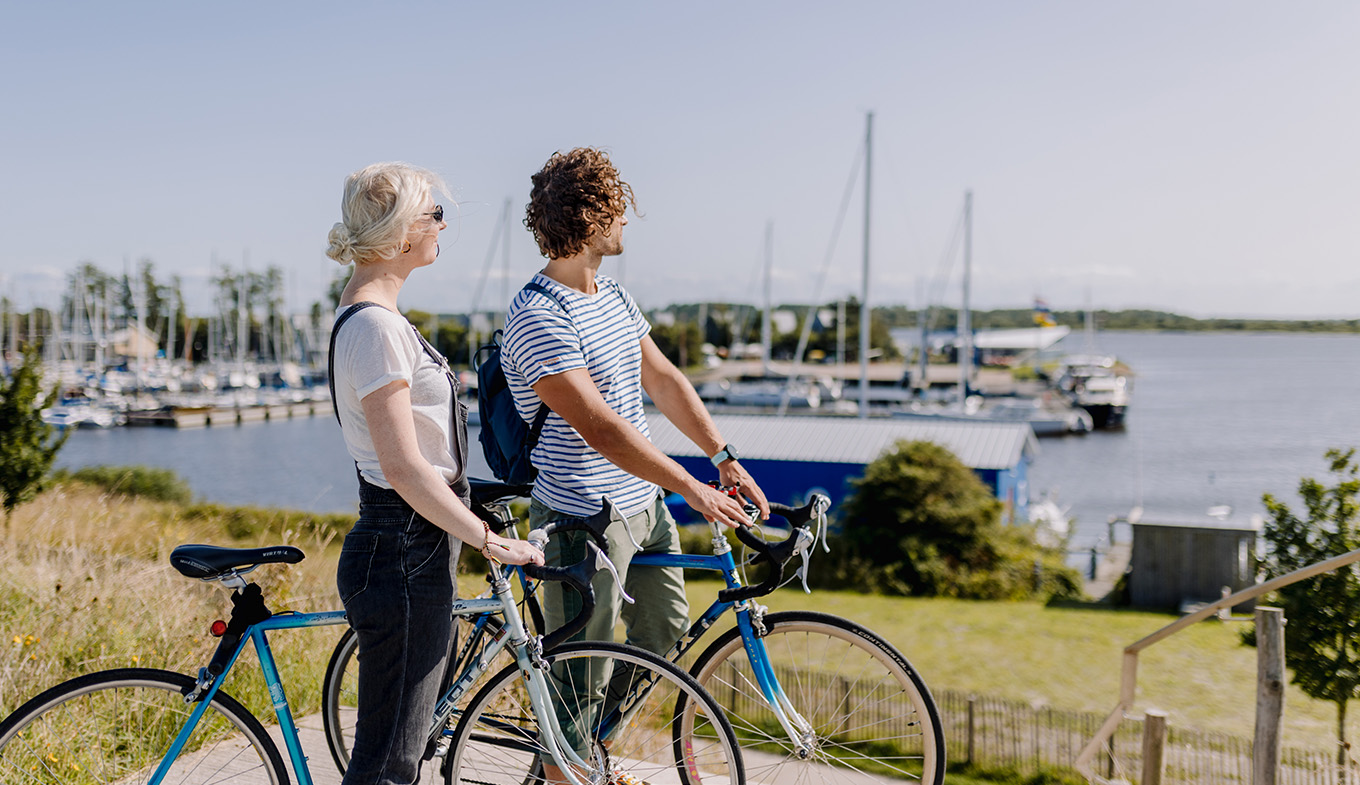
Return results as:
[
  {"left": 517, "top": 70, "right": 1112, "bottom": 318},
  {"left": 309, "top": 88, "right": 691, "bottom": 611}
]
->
[{"left": 709, "top": 443, "right": 740, "bottom": 467}]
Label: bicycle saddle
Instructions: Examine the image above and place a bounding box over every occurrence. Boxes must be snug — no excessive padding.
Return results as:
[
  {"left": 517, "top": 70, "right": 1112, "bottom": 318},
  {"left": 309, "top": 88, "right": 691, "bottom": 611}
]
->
[
  {"left": 170, "top": 544, "right": 305, "bottom": 579},
  {"left": 469, "top": 477, "right": 534, "bottom": 504}
]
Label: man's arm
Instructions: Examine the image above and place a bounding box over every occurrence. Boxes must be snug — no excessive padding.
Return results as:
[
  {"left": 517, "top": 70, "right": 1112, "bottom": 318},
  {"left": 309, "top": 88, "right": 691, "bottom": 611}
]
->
[
  {"left": 532, "top": 367, "right": 753, "bottom": 527},
  {"left": 637, "top": 335, "right": 770, "bottom": 518}
]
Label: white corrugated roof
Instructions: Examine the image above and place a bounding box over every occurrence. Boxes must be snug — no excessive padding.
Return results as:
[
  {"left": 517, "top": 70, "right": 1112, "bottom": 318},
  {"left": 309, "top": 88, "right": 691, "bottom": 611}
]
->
[{"left": 648, "top": 414, "right": 1037, "bottom": 470}]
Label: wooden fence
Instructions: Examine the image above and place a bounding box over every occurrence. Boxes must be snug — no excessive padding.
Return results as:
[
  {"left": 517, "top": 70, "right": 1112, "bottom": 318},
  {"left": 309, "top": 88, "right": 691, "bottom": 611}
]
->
[
  {"left": 935, "top": 688, "right": 1351, "bottom": 784},
  {"left": 726, "top": 663, "right": 1351, "bottom": 782}
]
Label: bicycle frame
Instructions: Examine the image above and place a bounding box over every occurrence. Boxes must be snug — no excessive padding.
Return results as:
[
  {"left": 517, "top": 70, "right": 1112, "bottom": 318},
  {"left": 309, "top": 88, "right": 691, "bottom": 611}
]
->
[
  {"left": 160, "top": 564, "right": 601, "bottom": 785},
  {"left": 150, "top": 608, "right": 348, "bottom": 785}
]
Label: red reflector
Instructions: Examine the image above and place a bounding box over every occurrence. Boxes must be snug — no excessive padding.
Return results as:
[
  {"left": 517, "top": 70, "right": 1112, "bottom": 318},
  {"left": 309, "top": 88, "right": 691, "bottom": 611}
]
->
[{"left": 210, "top": 620, "right": 228, "bottom": 637}]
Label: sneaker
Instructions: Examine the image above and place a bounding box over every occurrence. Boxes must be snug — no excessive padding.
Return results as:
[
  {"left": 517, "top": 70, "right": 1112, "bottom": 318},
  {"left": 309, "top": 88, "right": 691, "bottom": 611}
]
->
[{"left": 611, "top": 772, "right": 650, "bottom": 785}]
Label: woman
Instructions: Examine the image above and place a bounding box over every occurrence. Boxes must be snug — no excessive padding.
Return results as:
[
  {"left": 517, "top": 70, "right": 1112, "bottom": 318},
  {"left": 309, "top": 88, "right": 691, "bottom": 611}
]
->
[{"left": 325, "top": 162, "right": 543, "bottom": 785}]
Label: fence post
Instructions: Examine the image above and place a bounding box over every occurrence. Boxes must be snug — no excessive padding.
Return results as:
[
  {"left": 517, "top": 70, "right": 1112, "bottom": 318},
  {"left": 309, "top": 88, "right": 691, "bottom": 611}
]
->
[
  {"left": 1253, "top": 607, "right": 1285, "bottom": 785},
  {"left": 967, "top": 695, "right": 976, "bottom": 765},
  {"left": 1141, "top": 710, "right": 1167, "bottom": 785}
]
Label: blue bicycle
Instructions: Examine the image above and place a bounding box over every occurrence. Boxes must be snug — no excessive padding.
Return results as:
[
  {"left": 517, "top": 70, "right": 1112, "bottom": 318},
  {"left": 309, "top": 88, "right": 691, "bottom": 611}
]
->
[
  {"left": 325, "top": 483, "right": 945, "bottom": 784},
  {"left": 641, "top": 490, "right": 945, "bottom": 785}
]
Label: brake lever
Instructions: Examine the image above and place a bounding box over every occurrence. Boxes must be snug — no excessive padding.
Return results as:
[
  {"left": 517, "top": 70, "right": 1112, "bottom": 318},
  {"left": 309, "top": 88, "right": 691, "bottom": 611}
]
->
[
  {"left": 795, "top": 494, "right": 832, "bottom": 592},
  {"left": 792, "top": 527, "right": 816, "bottom": 593},
  {"left": 587, "top": 541, "right": 634, "bottom": 605}
]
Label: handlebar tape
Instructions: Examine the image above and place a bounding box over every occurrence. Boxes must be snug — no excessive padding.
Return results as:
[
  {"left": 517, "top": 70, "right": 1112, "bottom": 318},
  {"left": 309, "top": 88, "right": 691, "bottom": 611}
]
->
[
  {"left": 715, "top": 499, "right": 819, "bottom": 603},
  {"left": 523, "top": 549, "right": 600, "bottom": 652}
]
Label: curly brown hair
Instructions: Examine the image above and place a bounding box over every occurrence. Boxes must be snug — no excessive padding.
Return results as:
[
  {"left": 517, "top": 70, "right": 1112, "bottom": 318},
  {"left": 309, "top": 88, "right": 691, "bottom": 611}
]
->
[{"left": 524, "top": 148, "right": 637, "bottom": 260}]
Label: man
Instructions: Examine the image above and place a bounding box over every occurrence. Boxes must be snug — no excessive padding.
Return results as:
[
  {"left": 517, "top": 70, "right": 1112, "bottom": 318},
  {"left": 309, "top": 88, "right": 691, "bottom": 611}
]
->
[{"left": 502, "top": 146, "right": 769, "bottom": 661}]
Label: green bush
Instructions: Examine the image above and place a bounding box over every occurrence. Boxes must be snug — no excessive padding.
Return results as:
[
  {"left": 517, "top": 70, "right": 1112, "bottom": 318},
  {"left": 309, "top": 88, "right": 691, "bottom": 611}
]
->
[
  {"left": 57, "top": 465, "right": 193, "bottom": 504},
  {"left": 818, "top": 440, "right": 1082, "bottom": 601}
]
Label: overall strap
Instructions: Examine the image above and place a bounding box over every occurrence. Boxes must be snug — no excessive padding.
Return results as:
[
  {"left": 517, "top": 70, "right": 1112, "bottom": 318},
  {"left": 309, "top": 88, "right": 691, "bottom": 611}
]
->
[
  {"left": 406, "top": 322, "right": 471, "bottom": 483},
  {"left": 328, "top": 301, "right": 384, "bottom": 426}
]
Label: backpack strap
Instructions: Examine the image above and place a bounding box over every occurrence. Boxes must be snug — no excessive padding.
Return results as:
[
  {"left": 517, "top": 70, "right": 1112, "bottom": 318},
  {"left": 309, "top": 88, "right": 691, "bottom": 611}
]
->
[
  {"left": 513, "top": 279, "right": 569, "bottom": 438},
  {"left": 328, "top": 301, "right": 385, "bottom": 426}
]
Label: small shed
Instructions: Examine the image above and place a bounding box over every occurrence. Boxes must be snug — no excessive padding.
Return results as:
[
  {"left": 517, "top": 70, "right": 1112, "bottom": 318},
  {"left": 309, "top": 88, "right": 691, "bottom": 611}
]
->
[
  {"left": 648, "top": 413, "right": 1038, "bottom": 523},
  {"left": 1128, "top": 512, "right": 1261, "bottom": 612}
]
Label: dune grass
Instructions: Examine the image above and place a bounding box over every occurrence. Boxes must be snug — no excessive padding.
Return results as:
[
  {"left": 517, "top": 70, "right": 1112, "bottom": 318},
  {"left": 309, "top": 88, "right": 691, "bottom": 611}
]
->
[{"left": 0, "top": 481, "right": 346, "bottom": 722}]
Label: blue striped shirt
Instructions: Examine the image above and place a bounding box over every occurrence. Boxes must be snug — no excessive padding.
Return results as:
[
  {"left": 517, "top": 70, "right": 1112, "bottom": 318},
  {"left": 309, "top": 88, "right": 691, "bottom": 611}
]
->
[{"left": 501, "top": 273, "right": 657, "bottom": 517}]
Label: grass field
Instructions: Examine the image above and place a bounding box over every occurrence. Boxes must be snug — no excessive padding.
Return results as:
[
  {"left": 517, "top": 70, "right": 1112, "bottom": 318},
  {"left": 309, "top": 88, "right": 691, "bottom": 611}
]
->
[
  {"left": 698, "top": 577, "right": 1345, "bottom": 751},
  {"left": 1, "top": 481, "right": 1347, "bottom": 760}
]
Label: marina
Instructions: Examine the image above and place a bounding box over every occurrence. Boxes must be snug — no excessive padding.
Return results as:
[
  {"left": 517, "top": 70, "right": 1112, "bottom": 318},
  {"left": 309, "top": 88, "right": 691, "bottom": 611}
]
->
[{"left": 46, "top": 330, "right": 1360, "bottom": 572}]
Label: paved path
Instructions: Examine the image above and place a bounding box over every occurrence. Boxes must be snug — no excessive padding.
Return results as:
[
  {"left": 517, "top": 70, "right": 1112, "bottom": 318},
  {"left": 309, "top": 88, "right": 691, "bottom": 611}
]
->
[
  {"left": 262, "top": 712, "right": 342, "bottom": 785},
  {"left": 244, "top": 713, "right": 911, "bottom": 784}
]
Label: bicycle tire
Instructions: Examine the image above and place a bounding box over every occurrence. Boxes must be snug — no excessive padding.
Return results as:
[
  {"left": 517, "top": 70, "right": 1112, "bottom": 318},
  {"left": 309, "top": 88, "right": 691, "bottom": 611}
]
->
[
  {"left": 321, "top": 614, "right": 514, "bottom": 774},
  {"left": 446, "top": 641, "right": 744, "bottom": 785},
  {"left": 0, "top": 667, "right": 289, "bottom": 785},
  {"left": 679, "top": 610, "right": 945, "bottom": 785}
]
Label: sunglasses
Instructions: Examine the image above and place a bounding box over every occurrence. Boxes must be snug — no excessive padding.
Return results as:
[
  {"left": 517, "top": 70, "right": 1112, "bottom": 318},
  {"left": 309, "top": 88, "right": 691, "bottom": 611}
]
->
[{"left": 423, "top": 205, "right": 444, "bottom": 223}]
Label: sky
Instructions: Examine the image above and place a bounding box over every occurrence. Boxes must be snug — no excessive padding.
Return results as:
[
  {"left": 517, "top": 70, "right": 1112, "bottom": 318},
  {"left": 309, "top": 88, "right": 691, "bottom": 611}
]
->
[{"left": 2, "top": 1, "right": 1358, "bottom": 319}]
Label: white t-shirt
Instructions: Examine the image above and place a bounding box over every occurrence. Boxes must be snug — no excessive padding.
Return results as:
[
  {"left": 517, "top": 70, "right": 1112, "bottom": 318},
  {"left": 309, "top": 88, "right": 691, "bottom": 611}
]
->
[{"left": 332, "top": 305, "right": 462, "bottom": 489}]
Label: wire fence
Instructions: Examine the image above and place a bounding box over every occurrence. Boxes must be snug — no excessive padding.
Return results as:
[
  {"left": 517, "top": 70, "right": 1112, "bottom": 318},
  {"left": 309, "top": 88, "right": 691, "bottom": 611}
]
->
[{"left": 935, "top": 688, "right": 1352, "bottom": 784}]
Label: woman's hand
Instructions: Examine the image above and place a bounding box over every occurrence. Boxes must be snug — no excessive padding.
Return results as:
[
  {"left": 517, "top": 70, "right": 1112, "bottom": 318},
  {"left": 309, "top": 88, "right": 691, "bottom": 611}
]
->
[{"left": 484, "top": 534, "right": 545, "bottom": 566}]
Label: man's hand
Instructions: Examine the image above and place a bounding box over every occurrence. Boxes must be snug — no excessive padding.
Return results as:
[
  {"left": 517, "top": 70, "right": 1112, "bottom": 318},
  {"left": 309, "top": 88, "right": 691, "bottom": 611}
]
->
[
  {"left": 683, "top": 481, "right": 756, "bottom": 529},
  {"left": 718, "top": 460, "right": 770, "bottom": 520}
]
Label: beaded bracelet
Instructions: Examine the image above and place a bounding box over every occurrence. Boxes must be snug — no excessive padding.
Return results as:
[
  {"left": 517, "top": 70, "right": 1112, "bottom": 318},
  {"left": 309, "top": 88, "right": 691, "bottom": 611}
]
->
[{"left": 480, "top": 519, "right": 500, "bottom": 564}]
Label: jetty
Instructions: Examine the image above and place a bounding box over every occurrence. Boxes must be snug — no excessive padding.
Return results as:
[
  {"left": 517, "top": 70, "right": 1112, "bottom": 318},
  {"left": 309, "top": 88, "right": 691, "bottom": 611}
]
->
[{"left": 124, "top": 401, "right": 325, "bottom": 429}]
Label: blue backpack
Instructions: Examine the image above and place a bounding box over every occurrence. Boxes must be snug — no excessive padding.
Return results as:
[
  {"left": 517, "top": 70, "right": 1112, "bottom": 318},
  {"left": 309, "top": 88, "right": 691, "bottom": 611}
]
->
[{"left": 474, "top": 282, "right": 565, "bottom": 485}]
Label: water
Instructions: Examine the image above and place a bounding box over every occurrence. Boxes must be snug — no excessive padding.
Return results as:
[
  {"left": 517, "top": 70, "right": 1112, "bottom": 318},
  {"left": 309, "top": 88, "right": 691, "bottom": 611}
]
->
[
  {"left": 56, "top": 331, "right": 1360, "bottom": 550},
  {"left": 1027, "top": 331, "right": 1360, "bottom": 550},
  {"left": 57, "top": 416, "right": 494, "bottom": 516}
]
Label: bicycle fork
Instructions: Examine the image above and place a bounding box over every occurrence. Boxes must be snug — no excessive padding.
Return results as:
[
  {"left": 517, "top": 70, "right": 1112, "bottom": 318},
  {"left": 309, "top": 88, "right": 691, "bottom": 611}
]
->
[{"left": 737, "top": 606, "right": 818, "bottom": 759}]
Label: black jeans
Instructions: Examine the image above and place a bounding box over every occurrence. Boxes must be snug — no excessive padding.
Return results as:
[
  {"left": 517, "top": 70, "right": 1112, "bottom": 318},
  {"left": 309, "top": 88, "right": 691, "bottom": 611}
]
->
[{"left": 337, "top": 480, "right": 462, "bottom": 785}]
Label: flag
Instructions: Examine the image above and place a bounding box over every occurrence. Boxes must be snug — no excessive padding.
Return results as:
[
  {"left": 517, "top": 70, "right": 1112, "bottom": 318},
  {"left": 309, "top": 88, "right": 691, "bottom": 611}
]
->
[{"left": 1033, "top": 298, "right": 1056, "bottom": 328}]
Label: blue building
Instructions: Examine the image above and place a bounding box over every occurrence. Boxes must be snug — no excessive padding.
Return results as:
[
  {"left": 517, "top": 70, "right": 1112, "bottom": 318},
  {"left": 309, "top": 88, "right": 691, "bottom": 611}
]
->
[{"left": 649, "top": 414, "right": 1038, "bottom": 525}]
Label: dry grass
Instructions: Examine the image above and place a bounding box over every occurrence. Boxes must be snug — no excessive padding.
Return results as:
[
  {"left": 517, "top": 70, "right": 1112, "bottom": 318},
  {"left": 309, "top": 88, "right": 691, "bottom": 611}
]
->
[{"left": 0, "top": 482, "right": 346, "bottom": 720}]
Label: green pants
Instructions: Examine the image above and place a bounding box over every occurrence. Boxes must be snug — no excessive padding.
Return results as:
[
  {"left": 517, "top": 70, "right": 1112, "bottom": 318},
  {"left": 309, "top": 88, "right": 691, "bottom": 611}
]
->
[
  {"left": 529, "top": 493, "right": 689, "bottom": 760},
  {"left": 529, "top": 492, "right": 689, "bottom": 655}
]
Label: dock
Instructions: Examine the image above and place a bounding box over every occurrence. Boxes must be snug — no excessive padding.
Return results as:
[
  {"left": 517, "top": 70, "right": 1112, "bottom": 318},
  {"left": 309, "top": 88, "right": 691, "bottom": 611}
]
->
[
  {"left": 686, "top": 359, "right": 1025, "bottom": 395},
  {"left": 1083, "top": 542, "right": 1132, "bottom": 602},
  {"left": 124, "top": 401, "right": 325, "bottom": 428}
]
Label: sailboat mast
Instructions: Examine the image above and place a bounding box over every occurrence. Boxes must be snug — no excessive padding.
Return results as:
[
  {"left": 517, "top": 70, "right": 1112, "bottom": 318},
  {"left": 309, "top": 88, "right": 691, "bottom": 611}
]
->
[
  {"left": 858, "top": 111, "right": 873, "bottom": 418},
  {"left": 959, "top": 190, "right": 973, "bottom": 401},
  {"left": 761, "top": 220, "right": 773, "bottom": 374}
]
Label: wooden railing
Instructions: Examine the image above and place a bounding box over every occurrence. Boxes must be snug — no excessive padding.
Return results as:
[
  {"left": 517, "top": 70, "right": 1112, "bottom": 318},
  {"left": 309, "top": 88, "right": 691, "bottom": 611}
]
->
[{"left": 1074, "top": 547, "right": 1360, "bottom": 783}]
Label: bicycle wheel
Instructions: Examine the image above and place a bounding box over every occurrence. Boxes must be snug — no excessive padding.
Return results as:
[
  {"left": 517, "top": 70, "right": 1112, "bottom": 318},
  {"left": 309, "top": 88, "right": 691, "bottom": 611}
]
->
[
  {"left": 680, "top": 611, "right": 945, "bottom": 785},
  {"left": 446, "top": 641, "right": 743, "bottom": 785},
  {"left": 322, "top": 614, "right": 514, "bottom": 773},
  {"left": 0, "top": 668, "right": 289, "bottom": 785}
]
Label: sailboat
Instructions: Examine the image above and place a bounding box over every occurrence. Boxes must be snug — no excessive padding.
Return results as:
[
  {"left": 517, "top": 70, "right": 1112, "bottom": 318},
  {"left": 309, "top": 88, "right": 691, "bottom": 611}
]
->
[
  {"left": 698, "top": 222, "right": 829, "bottom": 411},
  {"left": 894, "top": 191, "right": 1093, "bottom": 435}
]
